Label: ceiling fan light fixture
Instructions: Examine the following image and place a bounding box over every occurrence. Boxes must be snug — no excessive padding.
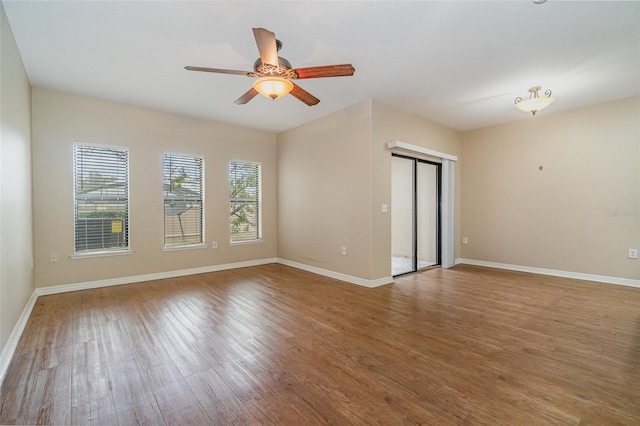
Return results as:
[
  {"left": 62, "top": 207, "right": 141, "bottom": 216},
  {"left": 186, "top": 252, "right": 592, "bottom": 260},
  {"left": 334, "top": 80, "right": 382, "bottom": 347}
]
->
[
  {"left": 185, "top": 28, "right": 355, "bottom": 105},
  {"left": 252, "top": 76, "right": 294, "bottom": 100},
  {"left": 515, "top": 86, "right": 555, "bottom": 116}
]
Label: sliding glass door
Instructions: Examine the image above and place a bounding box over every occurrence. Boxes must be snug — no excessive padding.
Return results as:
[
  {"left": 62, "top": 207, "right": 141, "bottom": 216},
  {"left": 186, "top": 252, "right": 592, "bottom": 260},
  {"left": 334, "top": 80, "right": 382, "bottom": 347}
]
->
[{"left": 391, "top": 154, "right": 441, "bottom": 277}]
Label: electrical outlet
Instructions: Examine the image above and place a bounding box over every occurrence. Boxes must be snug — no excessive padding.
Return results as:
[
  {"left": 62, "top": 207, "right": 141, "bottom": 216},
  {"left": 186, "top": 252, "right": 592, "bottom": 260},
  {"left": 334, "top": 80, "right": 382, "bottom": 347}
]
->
[
  {"left": 629, "top": 249, "right": 638, "bottom": 259},
  {"left": 49, "top": 252, "right": 58, "bottom": 263},
  {"left": 341, "top": 247, "right": 347, "bottom": 256},
  {"left": 212, "top": 241, "right": 218, "bottom": 249},
  {"left": 462, "top": 237, "right": 468, "bottom": 245}
]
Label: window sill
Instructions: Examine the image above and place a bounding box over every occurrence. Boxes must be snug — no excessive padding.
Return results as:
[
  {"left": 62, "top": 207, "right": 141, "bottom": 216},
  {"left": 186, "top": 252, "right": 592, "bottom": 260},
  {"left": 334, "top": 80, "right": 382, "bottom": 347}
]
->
[
  {"left": 230, "top": 239, "right": 263, "bottom": 246},
  {"left": 162, "top": 243, "right": 207, "bottom": 252},
  {"left": 70, "top": 249, "right": 133, "bottom": 259}
]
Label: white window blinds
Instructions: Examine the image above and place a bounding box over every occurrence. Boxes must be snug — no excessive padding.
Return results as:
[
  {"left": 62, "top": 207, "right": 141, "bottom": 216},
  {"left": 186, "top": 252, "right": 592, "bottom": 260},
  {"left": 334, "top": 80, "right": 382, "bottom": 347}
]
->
[
  {"left": 73, "top": 144, "right": 129, "bottom": 253},
  {"left": 229, "top": 160, "right": 261, "bottom": 242},
  {"left": 163, "top": 153, "right": 204, "bottom": 247}
]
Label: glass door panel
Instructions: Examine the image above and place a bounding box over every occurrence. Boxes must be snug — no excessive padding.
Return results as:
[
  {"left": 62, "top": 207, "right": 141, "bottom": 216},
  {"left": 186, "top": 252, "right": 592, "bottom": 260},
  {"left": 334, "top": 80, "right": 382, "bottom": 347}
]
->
[
  {"left": 417, "top": 161, "right": 439, "bottom": 269},
  {"left": 391, "top": 156, "right": 414, "bottom": 276}
]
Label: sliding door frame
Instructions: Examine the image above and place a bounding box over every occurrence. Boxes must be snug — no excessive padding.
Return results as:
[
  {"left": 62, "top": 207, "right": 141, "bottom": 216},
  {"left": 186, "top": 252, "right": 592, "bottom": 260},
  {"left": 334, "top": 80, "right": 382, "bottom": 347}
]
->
[{"left": 392, "top": 153, "right": 442, "bottom": 277}]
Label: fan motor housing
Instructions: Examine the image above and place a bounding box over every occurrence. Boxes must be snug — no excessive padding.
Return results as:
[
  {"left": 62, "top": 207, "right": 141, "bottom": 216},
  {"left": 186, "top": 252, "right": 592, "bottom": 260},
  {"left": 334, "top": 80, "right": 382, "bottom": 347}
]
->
[
  {"left": 252, "top": 38, "right": 297, "bottom": 78},
  {"left": 253, "top": 56, "right": 293, "bottom": 75}
]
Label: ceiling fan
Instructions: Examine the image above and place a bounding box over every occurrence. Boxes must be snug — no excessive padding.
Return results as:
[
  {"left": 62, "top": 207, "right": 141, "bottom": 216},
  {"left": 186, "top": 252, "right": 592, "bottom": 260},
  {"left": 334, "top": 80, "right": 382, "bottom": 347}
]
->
[{"left": 185, "top": 27, "right": 355, "bottom": 106}]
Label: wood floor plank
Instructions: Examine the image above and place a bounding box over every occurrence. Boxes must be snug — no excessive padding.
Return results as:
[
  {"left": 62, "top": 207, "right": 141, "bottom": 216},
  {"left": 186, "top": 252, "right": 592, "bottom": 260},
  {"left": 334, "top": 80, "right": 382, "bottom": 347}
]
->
[
  {"left": 107, "top": 358, "right": 155, "bottom": 412},
  {"left": 22, "top": 356, "right": 72, "bottom": 425},
  {"left": 139, "top": 303, "right": 211, "bottom": 378},
  {"left": 185, "top": 367, "right": 272, "bottom": 425},
  {"left": 71, "top": 313, "right": 100, "bottom": 345},
  {"left": 98, "top": 319, "right": 136, "bottom": 367},
  {"left": 127, "top": 313, "right": 173, "bottom": 370},
  {"left": 209, "top": 358, "right": 265, "bottom": 404},
  {"left": 114, "top": 400, "right": 166, "bottom": 426},
  {"left": 145, "top": 361, "right": 211, "bottom": 425},
  {"left": 71, "top": 340, "right": 111, "bottom": 407},
  {"left": 155, "top": 327, "right": 211, "bottom": 379},
  {"left": 70, "top": 395, "right": 116, "bottom": 425},
  {"left": 1, "top": 263, "right": 639, "bottom": 424}
]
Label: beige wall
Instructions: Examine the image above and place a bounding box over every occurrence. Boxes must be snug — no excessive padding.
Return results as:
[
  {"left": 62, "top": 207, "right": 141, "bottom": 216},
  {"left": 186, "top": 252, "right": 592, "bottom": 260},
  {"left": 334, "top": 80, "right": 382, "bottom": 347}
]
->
[
  {"left": 32, "top": 88, "right": 277, "bottom": 288},
  {"left": 461, "top": 97, "right": 640, "bottom": 280},
  {"left": 371, "top": 100, "right": 462, "bottom": 279},
  {"left": 277, "top": 100, "right": 373, "bottom": 279},
  {"left": 0, "top": 3, "right": 34, "bottom": 354},
  {"left": 277, "top": 99, "right": 462, "bottom": 282}
]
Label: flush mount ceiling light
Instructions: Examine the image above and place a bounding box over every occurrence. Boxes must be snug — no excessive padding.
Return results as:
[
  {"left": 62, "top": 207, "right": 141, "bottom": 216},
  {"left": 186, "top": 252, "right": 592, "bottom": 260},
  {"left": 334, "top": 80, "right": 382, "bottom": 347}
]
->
[
  {"left": 252, "top": 76, "right": 294, "bottom": 100},
  {"left": 514, "top": 86, "right": 555, "bottom": 116}
]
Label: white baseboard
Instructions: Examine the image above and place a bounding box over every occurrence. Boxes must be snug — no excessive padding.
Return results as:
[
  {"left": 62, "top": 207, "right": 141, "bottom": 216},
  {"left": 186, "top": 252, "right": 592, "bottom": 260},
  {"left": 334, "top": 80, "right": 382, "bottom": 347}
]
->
[
  {"left": 277, "top": 258, "right": 394, "bottom": 288},
  {"left": 35, "top": 257, "right": 279, "bottom": 296},
  {"left": 455, "top": 258, "right": 640, "bottom": 288},
  {"left": 0, "top": 290, "right": 38, "bottom": 386},
  {"left": 35, "top": 257, "right": 392, "bottom": 297}
]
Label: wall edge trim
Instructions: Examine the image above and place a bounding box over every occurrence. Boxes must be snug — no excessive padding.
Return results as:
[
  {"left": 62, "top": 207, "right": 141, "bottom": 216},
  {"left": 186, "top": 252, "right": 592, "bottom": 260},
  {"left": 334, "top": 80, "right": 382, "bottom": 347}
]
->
[
  {"left": 456, "top": 258, "right": 640, "bottom": 288},
  {"left": 0, "top": 290, "right": 38, "bottom": 387},
  {"left": 277, "top": 258, "right": 394, "bottom": 288},
  {"left": 35, "top": 258, "right": 279, "bottom": 296}
]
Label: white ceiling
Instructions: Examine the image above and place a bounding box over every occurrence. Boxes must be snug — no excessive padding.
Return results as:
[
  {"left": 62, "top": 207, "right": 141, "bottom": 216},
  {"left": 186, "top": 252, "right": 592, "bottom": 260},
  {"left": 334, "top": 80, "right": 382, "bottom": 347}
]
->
[{"left": 3, "top": 1, "right": 639, "bottom": 133}]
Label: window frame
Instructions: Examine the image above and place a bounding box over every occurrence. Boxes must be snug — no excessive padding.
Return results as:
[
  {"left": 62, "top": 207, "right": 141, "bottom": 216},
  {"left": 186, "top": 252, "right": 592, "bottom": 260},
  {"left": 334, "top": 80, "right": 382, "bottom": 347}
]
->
[
  {"left": 229, "top": 159, "right": 262, "bottom": 244},
  {"left": 72, "top": 142, "right": 131, "bottom": 257},
  {"left": 162, "top": 152, "right": 206, "bottom": 250}
]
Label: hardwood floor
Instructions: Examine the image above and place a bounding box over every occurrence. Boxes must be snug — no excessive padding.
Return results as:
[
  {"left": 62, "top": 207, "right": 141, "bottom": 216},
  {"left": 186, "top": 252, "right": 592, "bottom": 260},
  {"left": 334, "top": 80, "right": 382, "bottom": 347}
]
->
[{"left": 1, "top": 263, "right": 639, "bottom": 425}]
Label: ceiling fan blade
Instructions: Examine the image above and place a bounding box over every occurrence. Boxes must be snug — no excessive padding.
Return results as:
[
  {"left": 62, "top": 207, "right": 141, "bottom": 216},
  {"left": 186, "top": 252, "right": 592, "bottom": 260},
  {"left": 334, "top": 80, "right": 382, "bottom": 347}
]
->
[
  {"left": 185, "top": 66, "right": 252, "bottom": 76},
  {"left": 290, "top": 83, "right": 320, "bottom": 106},
  {"left": 293, "top": 64, "right": 355, "bottom": 79},
  {"left": 252, "top": 27, "right": 278, "bottom": 66},
  {"left": 234, "top": 88, "right": 259, "bottom": 105}
]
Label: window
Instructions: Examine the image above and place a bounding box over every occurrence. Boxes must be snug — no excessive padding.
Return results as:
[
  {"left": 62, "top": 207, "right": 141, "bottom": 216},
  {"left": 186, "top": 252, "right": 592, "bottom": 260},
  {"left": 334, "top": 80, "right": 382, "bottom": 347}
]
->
[
  {"left": 229, "top": 160, "right": 261, "bottom": 242},
  {"left": 73, "top": 144, "right": 129, "bottom": 254},
  {"left": 163, "top": 153, "right": 204, "bottom": 248}
]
